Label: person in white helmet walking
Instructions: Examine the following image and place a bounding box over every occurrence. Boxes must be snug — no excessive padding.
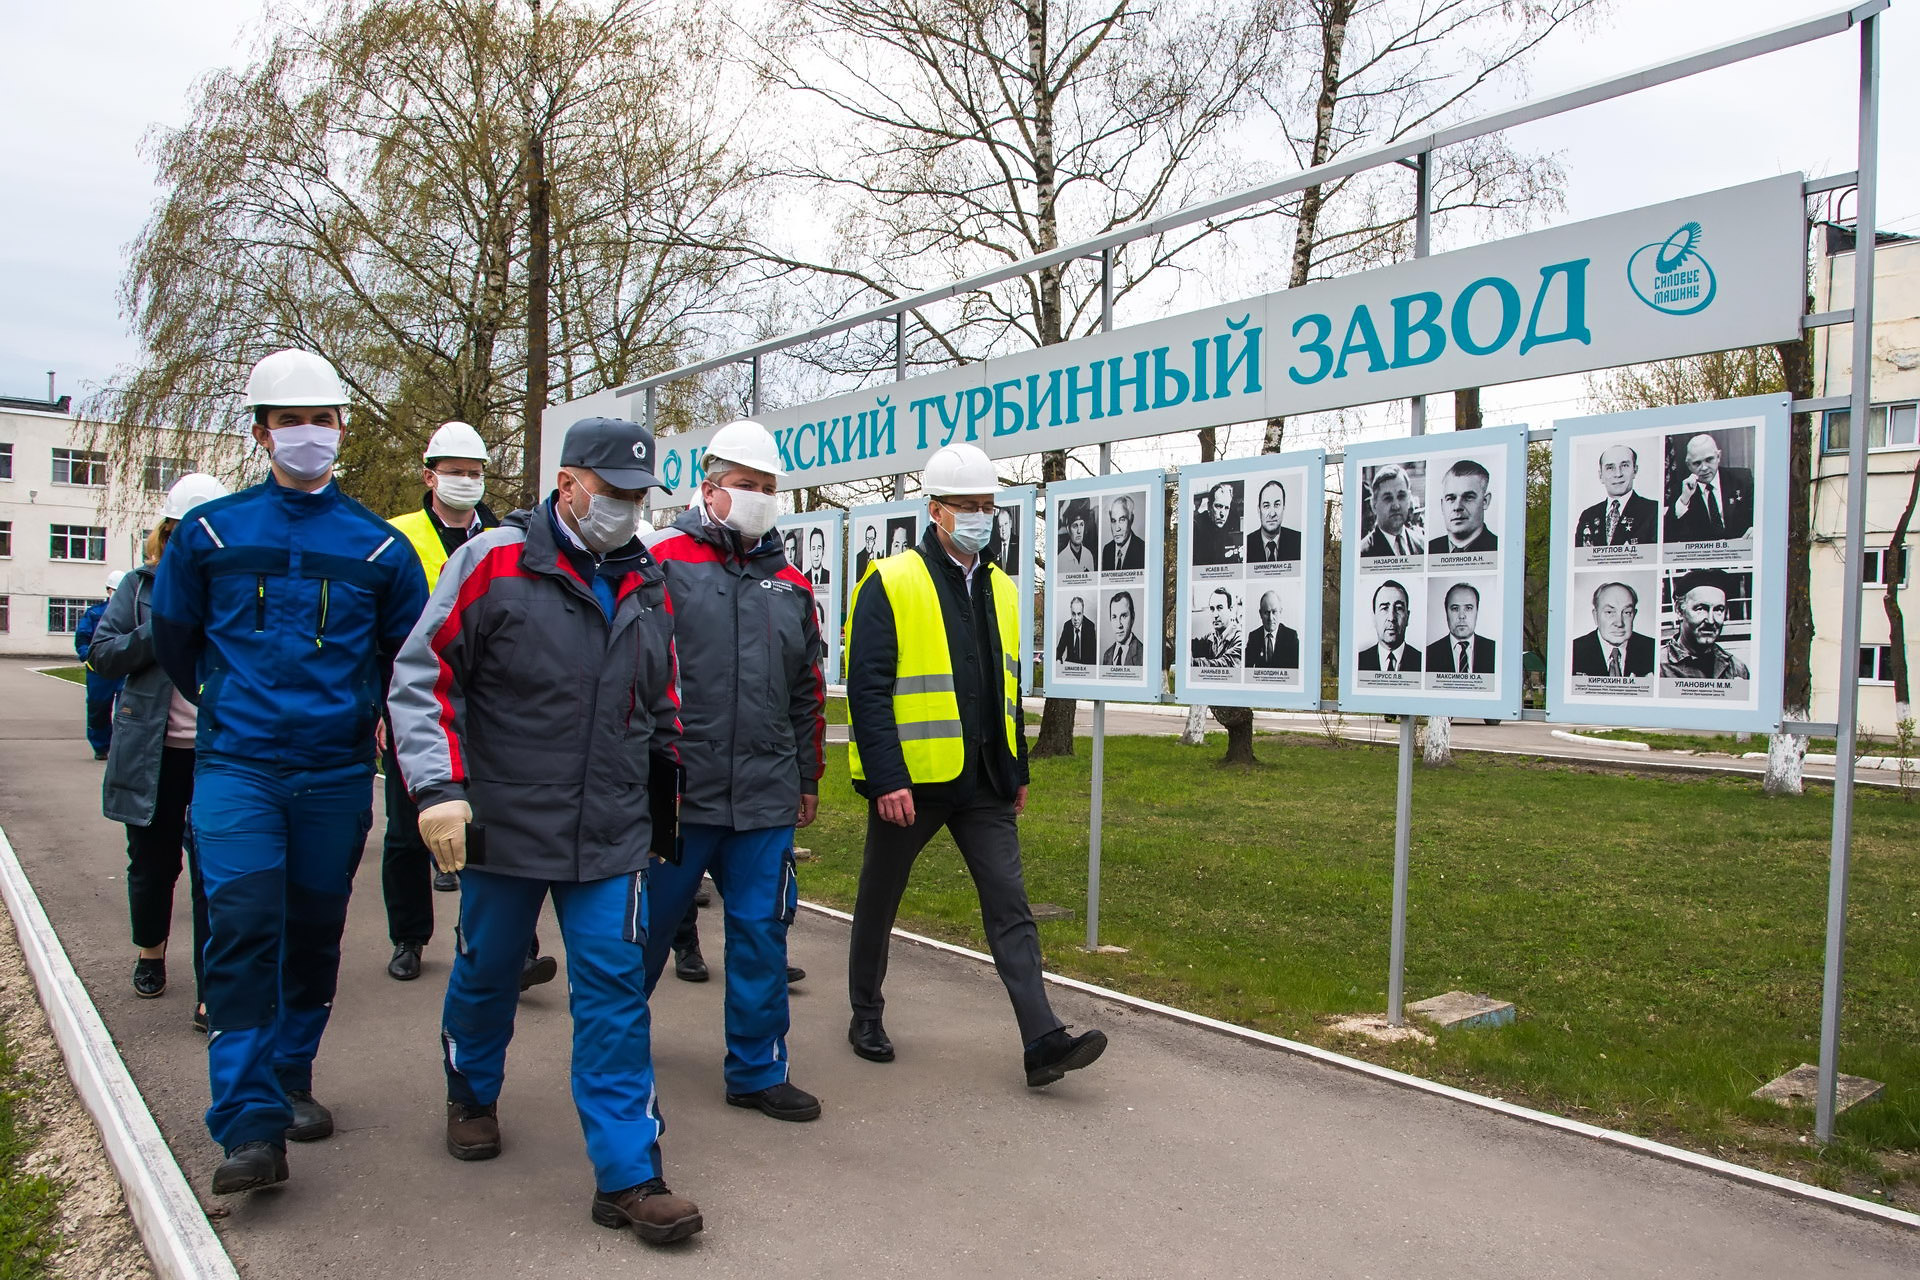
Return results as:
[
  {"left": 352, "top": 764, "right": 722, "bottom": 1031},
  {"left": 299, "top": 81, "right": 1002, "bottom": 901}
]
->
[
  {"left": 641, "top": 420, "right": 827, "bottom": 1122},
  {"left": 150, "top": 350, "right": 429, "bottom": 1196},
  {"left": 843, "top": 443, "right": 1107, "bottom": 1086},
  {"left": 376, "top": 422, "right": 556, "bottom": 989},
  {"left": 88, "top": 473, "right": 229, "bottom": 1022}
]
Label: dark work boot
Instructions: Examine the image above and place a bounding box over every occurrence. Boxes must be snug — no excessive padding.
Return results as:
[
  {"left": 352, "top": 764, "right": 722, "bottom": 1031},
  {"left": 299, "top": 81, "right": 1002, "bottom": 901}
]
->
[
  {"left": 674, "top": 942, "right": 709, "bottom": 983},
  {"left": 387, "top": 941, "right": 424, "bottom": 981},
  {"left": 848, "top": 1016, "right": 893, "bottom": 1062},
  {"left": 785, "top": 964, "right": 806, "bottom": 984},
  {"left": 726, "top": 1080, "right": 821, "bottom": 1122},
  {"left": 591, "top": 1179, "right": 703, "bottom": 1244},
  {"left": 446, "top": 1101, "right": 501, "bottom": 1160},
  {"left": 211, "top": 1141, "right": 288, "bottom": 1195},
  {"left": 284, "top": 1090, "right": 334, "bottom": 1142},
  {"left": 520, "top": 950, "right": 558, "bottom": 992},
  {"left": 132, "top": 957, "right": 167, "bottom": 999},
  {"left": 433, "top": 870, "right": 460, "bottom": 892},
  {"left": 1024, "top": 1026, "right": 1108, "bottom": 1088}
]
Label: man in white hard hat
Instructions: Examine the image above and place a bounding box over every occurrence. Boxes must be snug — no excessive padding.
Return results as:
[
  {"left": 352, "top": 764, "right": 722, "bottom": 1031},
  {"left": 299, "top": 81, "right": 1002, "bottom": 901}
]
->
[
  {"left": 150, "top": 349, "right": 429, "bottom": 1195},
  {"left": 641, "top": 419, "right": 826, "bottom": 1121},
  {"left": 844, "top": 442, "right": 1106, "bottom": 1086},
  {"left": 76, "top": 570, "right": 128, "bottom": 759},
  {"left": 377, "top": 422, "right": 555, "bottom": 989}
]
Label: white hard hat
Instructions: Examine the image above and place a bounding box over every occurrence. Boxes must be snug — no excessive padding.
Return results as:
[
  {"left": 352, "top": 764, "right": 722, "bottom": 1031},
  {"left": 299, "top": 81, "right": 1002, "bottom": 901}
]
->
[
  {"left": 162, "top": 472, "right": 231, "bottom": 522},
  {"left": 922, "top": 443, "right": 997, "bottom": 496},
  {"left": 242, "top": 349, "right": 348, "bottom": 410},
  {"left": 704, "top": 419, "right": 783, "bottom": 479},
  {"left": 424, "top": 420, "right": 489, "bottom": 462},
  {"left": 106, "top": 569, "right": 127, "bottom": 592}
]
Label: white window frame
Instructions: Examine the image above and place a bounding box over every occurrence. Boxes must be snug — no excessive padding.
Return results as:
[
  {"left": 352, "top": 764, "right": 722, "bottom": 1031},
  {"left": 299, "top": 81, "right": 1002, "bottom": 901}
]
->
[
  {"left": 0, "top": 441, "right": 13, "bottom": 480},
  {"left": 1823, "top": 401, "right": 1920, "bottom": 455},
  {"left": 0, "top": 519, "right": 10, "bottom": 558},
  {"left": 143, "top": 455, "right": 195, "bottom": 491},
  {"left": 46, "top": 597, "right": 102, "bottom": 635},
  {"left": 1861, "top": 545, "right": 1911, "bottom": 590},
  {"left": 0, "top": 595, "right": 9, "bottom": 633},
  {"left": 49, "top": 524, "right": 108, "bottom": 562},
  {"left": 51, "top": 447, "right": 109, "bottom": 487},
  {"left": 1858, "top": 644, "right": 1899, "bottom": 685}
]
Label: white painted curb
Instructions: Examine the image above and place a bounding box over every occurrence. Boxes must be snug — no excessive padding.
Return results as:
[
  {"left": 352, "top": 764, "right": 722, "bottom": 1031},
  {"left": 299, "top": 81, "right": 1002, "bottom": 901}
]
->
[
  {"left": 1551, "top": 728, "right": 1649, "bottom": 750},
  {"left": 0, "top": 825, "right": 239, "bottom": 1280},
  {"left": 799, "top": 899, "right": 1920, "bottom": 1233}
]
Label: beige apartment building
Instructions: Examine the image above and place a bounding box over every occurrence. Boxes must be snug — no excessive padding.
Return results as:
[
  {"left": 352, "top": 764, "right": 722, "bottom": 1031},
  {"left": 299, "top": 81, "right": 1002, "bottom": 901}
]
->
[{"left": 1809, "top": 224, "right": 1920, "bottom": 736}]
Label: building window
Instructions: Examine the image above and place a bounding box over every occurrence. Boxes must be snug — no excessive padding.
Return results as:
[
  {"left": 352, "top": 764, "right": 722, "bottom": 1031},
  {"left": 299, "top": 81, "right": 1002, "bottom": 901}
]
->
[
  {"left": 0, "top": 442, "right": 12, "bottom": 479},
  {"left": 1858, "top": 645, "right": 1903, "bottom": 685},
  {"left": 47, "top": 597, "right": 101, "bottom": 634},
  {"left": 1823, "top": 402, "right": 1920, "bottom": 454},
  {"left": 49, "top": 524, "right": 107, "bottom": 561},
  {"left": 143, "top": 455, "right": 195, "bottom": 491},
  {"left": 0, "top": 521, "right": 10, "bottom": 558},
  {"left": 1861, "top": 545, "right": 1911, "bottom": 589},
  {"left": 51, "top": 447, "right": 109, "bottom": 486},
  {"left": 0, "top": 596, "right": 8, "bottom": 633}
]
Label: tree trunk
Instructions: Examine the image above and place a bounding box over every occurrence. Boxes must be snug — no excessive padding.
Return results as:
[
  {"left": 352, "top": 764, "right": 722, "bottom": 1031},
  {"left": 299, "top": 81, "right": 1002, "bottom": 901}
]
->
[
  {"left": 1212, "top": 704, "right": 1257, "bottom": 764},
  {"left": 1181, "top": 703, "right": 1208, "bottom": 744},
  {"left": 1454, "top": 386, "right": 1482, "bottom": 431},
  {"left": 1421, "top": 715, "right": 1451, "bottom": 766},
  {"left": 1765, "top": 322, "right": 1816, "bottom": 794},
  {"left": 520, "top": 0, "right": 550, "bottom": 510},
  {"left": 1879, "top": 451, "right": 1920, "bottom": 712}
]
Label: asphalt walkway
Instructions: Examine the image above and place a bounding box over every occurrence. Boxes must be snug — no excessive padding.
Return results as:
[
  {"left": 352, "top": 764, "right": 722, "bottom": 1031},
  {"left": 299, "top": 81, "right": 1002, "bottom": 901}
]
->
[{"left": 1, "top": 659, "right": 1914, "bottom": 1278}]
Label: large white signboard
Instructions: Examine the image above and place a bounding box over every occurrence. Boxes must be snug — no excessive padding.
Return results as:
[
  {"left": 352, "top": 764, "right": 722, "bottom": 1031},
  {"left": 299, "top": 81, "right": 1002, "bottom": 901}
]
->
[
  {"left": 1173, "top": 451, "right": 1326, "bottom": 709},
  {"left": 1547, "top": 395, "right": 1789, "bottom": 732},
  {"left": 1044, "top": 471, "right": 1166, "bottom": 703},
  {"left": 1339, "top": 426, "right": 1527, "bottom": 717},
  {"left": 593, "top": 175, "right": 1805, "bottom": 502},
  {"left": 776, "top": 511, "right": 843, "bottom": 683}
]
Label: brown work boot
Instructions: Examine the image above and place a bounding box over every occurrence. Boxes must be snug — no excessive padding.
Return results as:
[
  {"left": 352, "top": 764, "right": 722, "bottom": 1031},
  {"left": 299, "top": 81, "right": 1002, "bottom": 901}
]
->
[
  {"left": 445, "top": 1100, "right": 501, "bottom": 1160},
  {"left": 591, "top": 1178, "right": 704, "bottom": 1244}
]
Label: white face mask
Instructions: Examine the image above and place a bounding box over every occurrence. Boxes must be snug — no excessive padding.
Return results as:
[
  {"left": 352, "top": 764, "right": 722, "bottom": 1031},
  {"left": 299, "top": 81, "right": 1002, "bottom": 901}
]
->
[
  {"left": 947, "top": 510, "right": 993, "bottom": 555},
  {"left": 571, "top": 487, "right": 642, "bottom": 554},
  {"left": 717, "top": 486, "right": 778, "bottom": 540},
  {"left": 433, "top": 474, "right": 485, "bottom": 510},
  {"left": 268, "top": 424, "right": 340, "bottom": 482}
]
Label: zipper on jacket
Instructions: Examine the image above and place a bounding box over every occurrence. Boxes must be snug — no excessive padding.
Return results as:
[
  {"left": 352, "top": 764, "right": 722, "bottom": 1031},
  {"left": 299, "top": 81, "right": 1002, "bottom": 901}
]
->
[
  {"left": 315, "top": 579, "right": 330, "bottom": 649},
  {"left": 253, "top": 575, "right": 266, "bottom": 632}
]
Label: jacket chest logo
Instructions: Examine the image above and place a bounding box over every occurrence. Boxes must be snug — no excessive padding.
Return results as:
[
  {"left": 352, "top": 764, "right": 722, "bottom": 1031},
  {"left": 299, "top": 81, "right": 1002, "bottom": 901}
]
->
[{"left": 760, "top": 578, "right": 794, "bottom": 594}]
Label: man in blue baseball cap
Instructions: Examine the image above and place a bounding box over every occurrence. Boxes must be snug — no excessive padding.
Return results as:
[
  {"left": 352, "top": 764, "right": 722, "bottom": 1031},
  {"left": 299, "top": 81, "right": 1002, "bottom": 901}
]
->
[{"left": 389, "top": 415, "right": 704, "bottom": 1245}]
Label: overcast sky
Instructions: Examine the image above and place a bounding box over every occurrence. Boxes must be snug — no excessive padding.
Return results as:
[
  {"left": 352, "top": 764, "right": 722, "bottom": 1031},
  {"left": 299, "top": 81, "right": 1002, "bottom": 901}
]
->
[{"left": 1, "top": 0, "right": 1912, "bottom": 431}]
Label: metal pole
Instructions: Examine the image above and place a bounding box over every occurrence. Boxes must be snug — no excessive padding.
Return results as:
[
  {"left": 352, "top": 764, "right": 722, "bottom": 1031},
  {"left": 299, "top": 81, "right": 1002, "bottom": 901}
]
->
[
  {"left": 1816, "top": 10, "right": 1879, "bottom": 1145},
  {"left": 1087, "top": 248, "right": 1117, "bottom": 952},
  {"left": 644, "top": 385, "right": 655, "bottom": 432},
  {"left": 750, "top": 355, "right": 762, "bottom": 416},
  {"left": 892, "top": 312, "right": 907, "bottom": 500},
  {"left": 1386, "top": 151, "right": 1431, "bottom": 1027}
]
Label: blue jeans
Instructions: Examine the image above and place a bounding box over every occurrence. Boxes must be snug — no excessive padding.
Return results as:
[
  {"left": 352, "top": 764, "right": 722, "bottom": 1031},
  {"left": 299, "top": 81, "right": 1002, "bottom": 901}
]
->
[
  {"left": 643, "top": 825, "right": 798, "bottom": 1093},
  {"left": 443, "top": 868, "right": 664, "bottom": 1193},
  {"left": 192, "top": 758, "right": 372, "bottom": 1151}
]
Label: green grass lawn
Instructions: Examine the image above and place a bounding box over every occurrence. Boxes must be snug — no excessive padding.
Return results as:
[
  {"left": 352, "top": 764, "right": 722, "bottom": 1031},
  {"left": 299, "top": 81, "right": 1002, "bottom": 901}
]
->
[
  {"left": 0, "top": 1030, "right": 63, "bottom": 1279},
  {"left": 34, "top": 667, "right": 85, "bottom": 686},
  {"left": 797, "top": 733, "right": 1920, "bottom": 1207}
]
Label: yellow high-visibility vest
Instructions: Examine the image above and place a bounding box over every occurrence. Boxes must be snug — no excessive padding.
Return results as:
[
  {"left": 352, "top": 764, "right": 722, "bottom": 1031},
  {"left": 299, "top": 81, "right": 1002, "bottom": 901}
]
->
[
  {"left": 847, "top": 551, "right": 1021, "bottom": 785},
  {"left": 388, "top": 508, "right": 453, "bottom": 590}
]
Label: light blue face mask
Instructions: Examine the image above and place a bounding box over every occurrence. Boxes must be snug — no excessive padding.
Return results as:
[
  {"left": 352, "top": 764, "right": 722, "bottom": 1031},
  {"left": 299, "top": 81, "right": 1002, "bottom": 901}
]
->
[
  {"left": 947, "top": 510, "right": 994, "bottom": 554},
  {"left": 268, "top": 424, "right": 341, "bottom": 482}
]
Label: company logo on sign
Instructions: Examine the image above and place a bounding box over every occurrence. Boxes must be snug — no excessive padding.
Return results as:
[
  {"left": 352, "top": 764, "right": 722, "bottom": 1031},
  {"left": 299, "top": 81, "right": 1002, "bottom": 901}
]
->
[{"left": 1628, "top": 222, "right": 1717, "bottom": 316}]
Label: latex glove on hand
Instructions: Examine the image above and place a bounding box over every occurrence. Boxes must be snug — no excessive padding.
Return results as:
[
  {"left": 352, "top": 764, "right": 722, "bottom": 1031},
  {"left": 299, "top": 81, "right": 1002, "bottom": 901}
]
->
[{"left": 417, "top": 800, "right": 472, "bottom": 873}]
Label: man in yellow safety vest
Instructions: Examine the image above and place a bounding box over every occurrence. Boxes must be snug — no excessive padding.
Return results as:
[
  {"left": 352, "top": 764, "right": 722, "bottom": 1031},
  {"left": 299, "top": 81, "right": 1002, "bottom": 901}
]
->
[{"left": 843, "top": 442, "right": 1107, "bottom": 1087}]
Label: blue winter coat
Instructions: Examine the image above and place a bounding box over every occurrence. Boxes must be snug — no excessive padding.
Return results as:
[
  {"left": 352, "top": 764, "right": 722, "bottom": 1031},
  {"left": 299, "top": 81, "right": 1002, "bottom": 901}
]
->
[{"left": 150, "top": 476, "right": 429, "bottom": 769}]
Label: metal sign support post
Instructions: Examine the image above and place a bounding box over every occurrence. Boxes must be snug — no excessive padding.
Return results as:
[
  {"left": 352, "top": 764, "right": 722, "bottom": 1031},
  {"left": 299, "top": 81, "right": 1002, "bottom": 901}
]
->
[
  {"left": 750, "top": 354, "right": 762, "bottom": 416},
  {"left": 1086, "top": 247, "right": 1116, "bottom": 952},
  {"left": 1385, "top": 151, "right": 1431, "bottom": 1027},
  {"left": 644, "top": 385, "right": 656, "bottom": 434},
  {"left": 892, "top": 313, "right": 907, "bottom": 500},
  {"left": 1816, "top": 10, "right": 1880, "bottom": 1144}
]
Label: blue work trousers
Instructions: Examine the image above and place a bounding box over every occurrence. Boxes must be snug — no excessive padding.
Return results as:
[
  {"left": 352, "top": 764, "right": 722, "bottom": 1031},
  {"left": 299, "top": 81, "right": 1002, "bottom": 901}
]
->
[
  {"left": 84, "top": 671, "right": 121, "bottom": 754},
  {"left": 443, "top": 868, "right": 664, "bottom": 1193},
  {"left": 192, "top": 758, "right": 372, "bottom": 1152},
  {"left": 643, "top": 824, "right": 798, "bottom": 1094}
]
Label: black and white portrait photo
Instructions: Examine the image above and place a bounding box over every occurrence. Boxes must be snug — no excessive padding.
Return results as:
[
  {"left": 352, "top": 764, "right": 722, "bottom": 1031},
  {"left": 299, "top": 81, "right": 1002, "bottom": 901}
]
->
[
  {"left": 1055, "top": 594, "right": 1098, "bottom": 667},
  {"left": 1243, "top": 587, "right": 1301, "bottom": 671},
  {"left": 1187, "top": 585, "right": 1243, "bottom": 673},
  {"left": 1055, "top": 497, "right": 1098, "bottom": 576},
  {"left": 1100, "top": 588, "right": 1144, "bottom": 669},
  {"left": 1191, "top": 480, "right": 1243, "bottom": 567},
  {"left": 1663, "top": 427, "right": 1756, "bottom": 547},
  {"left": 782, "top": 528, "right": 801, "bottom": 566},
  {"left": 854, "top": 520, "right": 881, "bottom": 579},
  {"left": 1101, "top": 491, "right": 1147, "bottom": 573},
  {"left": 1424, "top": 579, "right": 1496, "bottom": 675},
  {"left": 1573, "top": 438, "right": 1660, "bottom": 557},
  {"left": 989, "top": 502, "right": 1022, "bottom": 570},
  {"left": 885, "top": 516, "right": 915, "bottom": 559},
  {"left": 1356, "top": 578, "right": 1421, "bottom": 673},
  {"left": 803, "top": 526, "right": 831, "bottom": 589},
  {"left": 1570, "top": 574, "right": 1657, "bottom": 680},
  {"left": 1659, "top": 568, "right": 1753, "bottom": 683},
  {"left": 1427, "top": 458, "right": 1498, "bottom": 556},
  {"left": 1358, "top": 462, "right": 1426, "bottom": 560},
  {"left": 1244, "top": 478, "right": 1302, "bottom": 566}
]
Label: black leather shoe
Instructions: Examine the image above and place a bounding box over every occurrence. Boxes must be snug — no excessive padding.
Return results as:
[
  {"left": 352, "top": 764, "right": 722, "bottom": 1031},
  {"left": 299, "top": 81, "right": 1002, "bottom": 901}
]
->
[
  {"left": 280, "top": 1090, "right": 334, "bottom": 1143},
  {"left": 674, "top": 945, "right": 709, "bottom": 983},
  {"left": 693, "top": 879, "right": 712, "bottom": 908},
  {"left": 132, "top": 957, "right": 167, "bottom": 999},
  {"left": 848, "top": 1016, "right": 894, "bottom": 1062},
  {"left": 284, "top": 1090, "right": 334, "bottom": 1142},
  {"left": 191, "top": 1004, "right": 208, "bottom": 1034},
  {"left": 433, "top": 870, "right": 459, "bottom": 892},
  {"left": 211, "top": 1141, "right": 288, "bottom": 1195},
  {"left": 786, "top": 964, "right": 806, "bottom": 984},
  {"left": 726, "top": 1080, "right": 821, "bottom": 1121},
  {"left": 520, "top": 951, "right": 558, "bottom": 992},
  {"left": 387, "top": 941, "right": 424, "bottom": 981},
  {"left": 1024, "top": 1026, "right": 1108, "bottom": 1087}
]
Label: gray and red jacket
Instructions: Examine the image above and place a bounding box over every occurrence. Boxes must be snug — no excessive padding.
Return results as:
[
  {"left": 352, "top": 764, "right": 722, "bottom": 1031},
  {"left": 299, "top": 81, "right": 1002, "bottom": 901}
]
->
[
  {"left": 388, "top": 498, "right": 681, "bottom": 883},
  {"left": 644, "top": 508, "right": 825, "bottom": 831}
]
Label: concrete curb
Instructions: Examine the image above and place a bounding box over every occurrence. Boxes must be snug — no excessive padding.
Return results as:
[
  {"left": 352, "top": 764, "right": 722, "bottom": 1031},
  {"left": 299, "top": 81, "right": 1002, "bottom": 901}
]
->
[
  {"left": 1552, "top": 728, "right": 1649, "bottom": 750},
  {"left": 0, "top": 825, "right": 239, "bottom": 1280},
  {"left": 799, "top": 899, "right": 1920, "bottom": 1234}
]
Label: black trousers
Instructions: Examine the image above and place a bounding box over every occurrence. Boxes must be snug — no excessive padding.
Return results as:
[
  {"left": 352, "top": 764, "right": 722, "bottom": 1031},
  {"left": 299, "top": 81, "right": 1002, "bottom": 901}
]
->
[
  {"left": 847, "top": 790, "right": 1062, "bottom": 1045},
  {"left": 125, "top": 746, "right": 209, "bottom": 998},
  {"left": 380, "top": 741, "right": 435, "bottom": 945}
]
